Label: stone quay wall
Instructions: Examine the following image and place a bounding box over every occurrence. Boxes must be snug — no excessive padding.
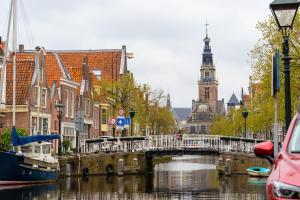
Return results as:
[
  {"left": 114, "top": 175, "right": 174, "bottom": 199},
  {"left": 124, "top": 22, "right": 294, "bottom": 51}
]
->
[
  {"left": 217, "top": 152, "right": 271, "bottom": 176},
  {"left": 59, "top": 152, "right": 147, "bottom": 177}
]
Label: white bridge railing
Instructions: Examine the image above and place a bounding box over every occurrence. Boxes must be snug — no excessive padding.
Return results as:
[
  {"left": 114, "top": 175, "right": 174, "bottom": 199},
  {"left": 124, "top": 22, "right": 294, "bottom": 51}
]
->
[{"left": 84, "top": 134, "right": 266, "bottom": 154}]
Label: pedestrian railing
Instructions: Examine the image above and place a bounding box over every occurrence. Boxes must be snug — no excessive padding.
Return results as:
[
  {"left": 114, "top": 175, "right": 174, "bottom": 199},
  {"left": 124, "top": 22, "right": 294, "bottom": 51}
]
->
[{"left": 84, "top": 134, "right": 267, "bottom": 154}]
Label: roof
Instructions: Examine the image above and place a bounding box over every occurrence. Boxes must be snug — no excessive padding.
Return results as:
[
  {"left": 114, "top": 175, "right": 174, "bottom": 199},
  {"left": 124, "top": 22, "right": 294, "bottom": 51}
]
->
[
  {"left": 16, "top": 52, "right": 64, "bottom": 87},
  {"left": 227, "top": 93, "right": 240, "bottom": 107},
  {"left": 6, "top": 60, "right": 35, "bottom": 105},
  {"left": 18, "top": 49, "right": 124, "bottom": 87},
  {"left": 173, "top": 108, "right": 191, "bottom": 121}
]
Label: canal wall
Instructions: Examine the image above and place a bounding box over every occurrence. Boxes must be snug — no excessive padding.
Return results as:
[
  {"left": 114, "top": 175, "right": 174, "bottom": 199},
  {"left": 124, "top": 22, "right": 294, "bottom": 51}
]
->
[
  {"left": 217, "top": 152, "right": 271, "bottom": 176},
  {"left": 59, "top": 152, "right": 147, "bottom": 177}
]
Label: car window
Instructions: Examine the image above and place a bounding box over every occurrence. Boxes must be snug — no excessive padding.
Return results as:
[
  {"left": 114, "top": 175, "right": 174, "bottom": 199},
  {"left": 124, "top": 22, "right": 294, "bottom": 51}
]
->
[{"left": 289, "top": 120, "right": 300, "bottom": 152}]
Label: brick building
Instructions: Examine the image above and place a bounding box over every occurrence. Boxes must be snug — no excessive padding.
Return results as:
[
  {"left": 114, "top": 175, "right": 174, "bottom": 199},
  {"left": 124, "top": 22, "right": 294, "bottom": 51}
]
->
[{"left": 0, "top": 44, "right": 127, "bottom": 152}]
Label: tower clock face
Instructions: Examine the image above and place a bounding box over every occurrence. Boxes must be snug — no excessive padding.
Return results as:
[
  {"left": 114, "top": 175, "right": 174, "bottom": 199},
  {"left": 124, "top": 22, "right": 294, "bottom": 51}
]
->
[{"left": 198, "top": 104, "right": 208, "bottom": 112}]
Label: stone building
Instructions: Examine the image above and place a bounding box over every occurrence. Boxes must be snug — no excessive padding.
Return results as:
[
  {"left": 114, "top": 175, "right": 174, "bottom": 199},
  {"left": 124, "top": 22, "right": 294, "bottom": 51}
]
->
[{"left": 187, "top": 30, "right": 225, "bottom": 134}]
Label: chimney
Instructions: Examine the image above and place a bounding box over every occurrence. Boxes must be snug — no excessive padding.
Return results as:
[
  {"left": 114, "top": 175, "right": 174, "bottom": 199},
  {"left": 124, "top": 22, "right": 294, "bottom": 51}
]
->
[{"left": 19, "top": 44, "right": 24, "bottom": 52}]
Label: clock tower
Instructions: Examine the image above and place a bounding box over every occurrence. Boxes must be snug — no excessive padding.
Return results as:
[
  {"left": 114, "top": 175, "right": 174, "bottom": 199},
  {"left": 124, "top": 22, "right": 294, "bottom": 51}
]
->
[
  {"left": 188, "top": 24, "right": 225, "bottom": 134},
  {"left": 198, "top": 27, "right": 218, "bottom": 113}
]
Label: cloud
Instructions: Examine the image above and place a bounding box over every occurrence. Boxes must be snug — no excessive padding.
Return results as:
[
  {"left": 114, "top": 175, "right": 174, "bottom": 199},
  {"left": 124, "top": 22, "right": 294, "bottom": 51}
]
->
[{"left": 0, "top": 0, "right": 271, "bottom": 107}]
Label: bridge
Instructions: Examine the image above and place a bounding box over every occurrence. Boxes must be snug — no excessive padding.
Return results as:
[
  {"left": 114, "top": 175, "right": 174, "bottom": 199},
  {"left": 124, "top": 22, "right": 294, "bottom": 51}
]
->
[
  {"left": 84, "top": 134, "right": 266, "bottom": 155},
  {"left": 59, "top": 135, "right": 268, "bottom": 176}
]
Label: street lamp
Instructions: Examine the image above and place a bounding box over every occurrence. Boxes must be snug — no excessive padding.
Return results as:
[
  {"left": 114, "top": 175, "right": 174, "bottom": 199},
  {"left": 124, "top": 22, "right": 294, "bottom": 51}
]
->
[
  {"left": 242, "top": 108, "right": 249, "bottom": 138},
  {"left": 129, "top": 109, "right": 136, "bottom": 136},
  {"left": 270, "top": 0, "right": 300, "bottom": 133},
  {"left": 55, "top": 100, "right": 64, "bottom": 156}
]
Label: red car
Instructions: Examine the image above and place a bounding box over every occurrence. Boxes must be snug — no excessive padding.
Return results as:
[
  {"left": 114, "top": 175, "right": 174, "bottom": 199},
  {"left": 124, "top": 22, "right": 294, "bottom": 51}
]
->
[{"left": 254, "top": 114, "right": 300, "bottom": 199}]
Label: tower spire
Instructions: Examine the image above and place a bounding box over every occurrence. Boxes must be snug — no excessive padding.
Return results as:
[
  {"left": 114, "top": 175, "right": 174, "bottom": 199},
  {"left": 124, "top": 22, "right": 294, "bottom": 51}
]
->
[{"left": 205, "top": 20, "right": 209, "bottom": 37}]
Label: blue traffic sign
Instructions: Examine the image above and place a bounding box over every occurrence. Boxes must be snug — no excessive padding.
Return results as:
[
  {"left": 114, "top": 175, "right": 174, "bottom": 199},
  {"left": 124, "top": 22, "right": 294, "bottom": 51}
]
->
[
  {"left": 116, "top": 118, "right": 125, "bottom": 127},
  {"left": 125, "top": 117, "right": 131, "bottom": 125}
]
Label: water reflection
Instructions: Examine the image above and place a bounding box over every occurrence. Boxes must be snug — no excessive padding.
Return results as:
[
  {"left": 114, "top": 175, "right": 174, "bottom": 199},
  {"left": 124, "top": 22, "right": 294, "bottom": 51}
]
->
[{"left": 0, "top": 155, "right": 266, "bottom": 200}]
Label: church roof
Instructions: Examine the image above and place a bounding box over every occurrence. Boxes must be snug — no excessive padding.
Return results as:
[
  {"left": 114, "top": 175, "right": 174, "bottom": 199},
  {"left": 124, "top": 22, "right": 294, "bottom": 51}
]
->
[
  {"left": 173, "top": 108, "right": 191, "bottom": 121},
  {"left": 227, "top": 93, "right": 240, "bottom": 106}
]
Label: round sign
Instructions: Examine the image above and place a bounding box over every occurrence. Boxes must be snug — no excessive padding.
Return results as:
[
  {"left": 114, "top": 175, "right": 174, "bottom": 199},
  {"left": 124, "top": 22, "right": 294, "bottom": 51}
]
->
[
  {"left": 118, "top": 108, "right": 125, "bottom": 116},
  {"left": 110, "top": 118, "right": 116, "bottom": 125}
]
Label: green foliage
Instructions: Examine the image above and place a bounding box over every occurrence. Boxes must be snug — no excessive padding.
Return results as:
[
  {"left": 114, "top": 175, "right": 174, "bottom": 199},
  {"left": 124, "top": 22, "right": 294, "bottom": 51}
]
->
[
  {"left": 96, "top": 72, "right": 176, "bottom": 135},
  {"left": 212, "top": 14, "right": 300, "bottom": 136},
  {"left": 0, "top": 128, "right": 26, "bottom": 150},
  {"left": 62, "top": 139, "right": 71, "bottom": 152}
]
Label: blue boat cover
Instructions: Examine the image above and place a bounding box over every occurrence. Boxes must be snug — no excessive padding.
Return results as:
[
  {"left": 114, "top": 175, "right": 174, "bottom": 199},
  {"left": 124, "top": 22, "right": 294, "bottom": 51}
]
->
[{"left": 12, "top": 127, "right": 60, "bottom": 146}]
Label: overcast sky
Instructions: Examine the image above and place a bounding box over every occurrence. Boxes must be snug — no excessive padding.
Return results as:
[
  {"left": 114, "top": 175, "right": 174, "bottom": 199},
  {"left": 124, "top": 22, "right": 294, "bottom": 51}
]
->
[{"left": 0, "top": 0, "right": 272, "bottom": 107}]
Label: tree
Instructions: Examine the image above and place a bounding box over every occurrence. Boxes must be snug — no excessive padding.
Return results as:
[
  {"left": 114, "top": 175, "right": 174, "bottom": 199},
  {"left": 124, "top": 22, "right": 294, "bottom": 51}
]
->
[
  {"left": 0, "top": 128, "right": 26, "bottom": 150},
  {"left": 95, "top": 71, "right": 176, "bottom": 136},
  {"left": 212, "top": 15, "right": 300, "bottom": 137},
  {"left": 62, "top": 139, "right": 71, "bottom": 153}
]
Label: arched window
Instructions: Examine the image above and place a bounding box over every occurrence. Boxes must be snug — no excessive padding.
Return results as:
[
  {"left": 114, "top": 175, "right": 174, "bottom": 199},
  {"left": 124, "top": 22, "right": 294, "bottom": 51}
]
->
[
  {"left": 205, "top": 71, "right": 209, "bottom": 77},
  {"left": 205, "top": 87, "right": 209, "bottom": 100}
]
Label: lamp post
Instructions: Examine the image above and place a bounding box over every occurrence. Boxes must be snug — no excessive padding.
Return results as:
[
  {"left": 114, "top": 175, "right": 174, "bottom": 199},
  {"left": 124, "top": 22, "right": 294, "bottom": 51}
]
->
[
  {"left": 129, "top": 109, "right": 136, "bottom": 136},
  {"left": 55, "top": 100, "right": 64, "bottom": 156},
  {"left": 242, "top": 108, "right": 249, "bottom": 138},
  {"left": 270, "top": 0, "right": 300, "bottom": 133}
]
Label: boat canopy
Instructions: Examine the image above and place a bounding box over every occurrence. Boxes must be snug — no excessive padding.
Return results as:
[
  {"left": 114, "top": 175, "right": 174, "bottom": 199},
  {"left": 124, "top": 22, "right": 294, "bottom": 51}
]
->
[{"left": 12, "top": 127, "right": 60, "bottom": 146}]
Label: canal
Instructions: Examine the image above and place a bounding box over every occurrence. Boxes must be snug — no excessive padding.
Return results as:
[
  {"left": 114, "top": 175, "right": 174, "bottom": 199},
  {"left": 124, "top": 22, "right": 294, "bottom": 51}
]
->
[{"left": 0, "top": 155, "right": 266, "bottom": 199}]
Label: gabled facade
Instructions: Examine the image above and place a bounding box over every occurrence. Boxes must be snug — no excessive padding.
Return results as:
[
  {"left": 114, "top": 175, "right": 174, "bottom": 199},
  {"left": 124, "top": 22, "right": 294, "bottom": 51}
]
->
[
  {"left": 1, "top": 48, "right": 53, "bottom": 136},
  {"left": 0, "top": 44, "right": 127, "bottom": 152}
]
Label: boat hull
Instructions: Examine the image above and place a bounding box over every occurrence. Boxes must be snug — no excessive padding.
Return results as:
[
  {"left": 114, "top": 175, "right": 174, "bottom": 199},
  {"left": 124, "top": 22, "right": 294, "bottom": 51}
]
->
[
  {"left": 246, "top": 167, "right": 269, "bottom": 177},
  {"left": 0, "top": 151, "right": 59, "bottom": 185}
]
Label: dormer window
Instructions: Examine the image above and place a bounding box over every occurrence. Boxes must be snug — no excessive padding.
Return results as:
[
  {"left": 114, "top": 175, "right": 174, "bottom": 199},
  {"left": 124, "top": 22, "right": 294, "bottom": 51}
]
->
[{"left": 92, "top": 69, "right": 102, "bottom": 80}]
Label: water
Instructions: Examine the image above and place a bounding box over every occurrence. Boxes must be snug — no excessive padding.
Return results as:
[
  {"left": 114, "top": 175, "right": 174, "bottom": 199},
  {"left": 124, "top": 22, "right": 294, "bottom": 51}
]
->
[{"left": 0, "top": 155, "right": 266, "bottom": 200}]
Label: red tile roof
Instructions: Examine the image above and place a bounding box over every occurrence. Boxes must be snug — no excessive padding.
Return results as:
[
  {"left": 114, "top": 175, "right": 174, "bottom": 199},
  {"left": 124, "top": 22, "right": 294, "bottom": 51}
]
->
[
  {"left": 16, "top": 52, "right": 64, "bottom": 87},
  {"left": 6, "top": 59, "right": 35, "bottom": 105},
  {"left": 15, "top": 50, "right": 122, "bottom": 87},
  {"left": 57, "top": 51, "right": 122, "bottom": 81}
]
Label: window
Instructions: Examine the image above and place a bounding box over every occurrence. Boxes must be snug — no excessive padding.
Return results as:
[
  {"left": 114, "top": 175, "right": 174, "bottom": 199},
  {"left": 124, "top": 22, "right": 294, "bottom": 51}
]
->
[
  {"left": 41, "top": 88, "right": 46, "bottom": 108},
  {"left": 34, "top": 87, "right": 38, "bottom": 106},
  {"left": 65, "top": 91, "right": 69, "bottom": 118},
  {"left": 32, "top": 117, "right": 37, "bottom": 134},
  {"left": 101, "top": 109, "right": 108, "bottom": 124},
  {"left": 42, "top": 118, "right": 48, "bottom": 135},
  {"left": 201, "top": 125, "right": 206, "bottom": 133},
  {"left": 63, "top": 127, "right": 75, "bottom": 136},
  {"left": 37, "top": 117, "right": 48, "bottom": 135},
  {"left": 34, "top": 146, "right": 41, "bottom": 154},
  {"left": 71, "top": 92, "right": 75, "bottom": 118},
  {"left": 205, "top": 71, "right": 209, "bottom": 77},
  {"left": 205, "top": 87, "right": 210, "bottom": 100},
  {"left": 21, "top": 146, "right": 32, "bottom": 154},
  {"left": 42, "top": 145, "right": 50, "bottom": 154}
]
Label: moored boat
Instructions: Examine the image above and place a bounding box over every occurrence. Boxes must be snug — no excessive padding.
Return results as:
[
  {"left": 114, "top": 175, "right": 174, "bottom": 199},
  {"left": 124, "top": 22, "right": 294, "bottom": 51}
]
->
[
  {"left": 0, "top": 0, "right": 61, "bottom": 185},
  {"left": 0, "top": 127, "right": 60, "bottom": 185},
  {"left": 246, "top": 167, "right": 270, "bottom": 177}
]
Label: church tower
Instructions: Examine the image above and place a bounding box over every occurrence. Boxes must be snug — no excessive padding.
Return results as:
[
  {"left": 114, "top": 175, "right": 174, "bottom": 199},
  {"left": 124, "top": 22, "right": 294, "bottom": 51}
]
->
[
  {"left": 198, "top": 25, "right": 218, "bottom": 113},
  {"left": 188, "top": 24, "right": 224, "bottom": 135}
]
